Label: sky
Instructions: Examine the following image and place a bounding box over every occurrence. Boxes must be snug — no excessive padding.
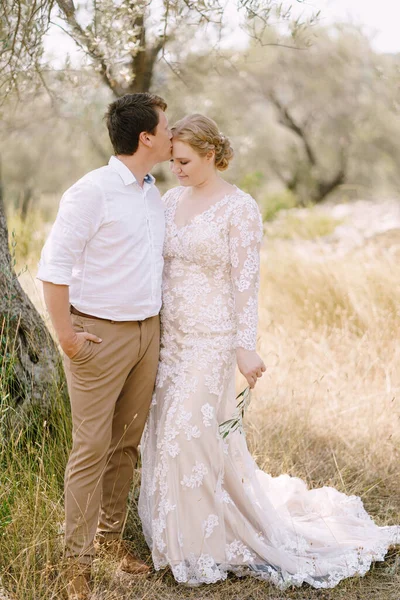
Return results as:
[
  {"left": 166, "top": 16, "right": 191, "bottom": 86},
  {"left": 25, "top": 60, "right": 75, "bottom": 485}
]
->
[
  {"left": 305, "top": 0, "right": 400, "bottom": 54},
  {"left": 43, "top": 0, "right": 400, "bottom": 65}
]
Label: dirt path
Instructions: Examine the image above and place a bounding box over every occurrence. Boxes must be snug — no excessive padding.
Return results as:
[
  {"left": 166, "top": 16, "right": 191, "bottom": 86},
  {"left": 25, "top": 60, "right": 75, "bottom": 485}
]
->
[{"left": 265, "top": 198, "right": 400, "bottom": 259}]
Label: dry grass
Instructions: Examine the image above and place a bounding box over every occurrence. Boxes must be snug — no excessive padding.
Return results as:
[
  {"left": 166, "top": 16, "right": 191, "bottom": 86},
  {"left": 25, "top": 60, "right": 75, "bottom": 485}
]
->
[
  {"left": 265, "top": 211, "right": 343, "bottom": 239},
  {"left": 1, "top": 214, "right": 399, "bottom": 599}
]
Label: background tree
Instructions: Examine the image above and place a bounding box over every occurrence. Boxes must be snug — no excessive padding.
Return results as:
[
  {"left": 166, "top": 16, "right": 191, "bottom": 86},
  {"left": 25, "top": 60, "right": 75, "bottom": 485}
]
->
[
  {"left": 1, "top": 0, "right": 65, "bottom": 418},
  {"left": 53, "top": 0, "right": 310, "bottom": 98},
  {"left": 218, "top": 25, "right": 400, "bottom": 206},
  {"left": 0, "top": 0, "right": 54, "bottom": 97}
]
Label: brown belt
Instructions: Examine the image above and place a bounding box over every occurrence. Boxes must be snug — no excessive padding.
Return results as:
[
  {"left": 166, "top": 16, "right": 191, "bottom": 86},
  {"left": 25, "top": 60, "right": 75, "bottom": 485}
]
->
[{"left": 70, "top": 305, "right": 113, "bottom": 321}]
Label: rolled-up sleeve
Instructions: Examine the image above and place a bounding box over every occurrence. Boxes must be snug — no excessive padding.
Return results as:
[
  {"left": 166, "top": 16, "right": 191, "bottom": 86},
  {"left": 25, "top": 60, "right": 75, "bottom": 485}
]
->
[{"left": 37, "top": 178, "right": 105, "bottom": 285}]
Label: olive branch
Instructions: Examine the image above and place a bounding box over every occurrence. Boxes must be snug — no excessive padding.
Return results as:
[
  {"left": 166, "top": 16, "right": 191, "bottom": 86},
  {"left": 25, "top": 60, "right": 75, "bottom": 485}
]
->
[{"left": 218, "top": 386, "right": 251, "bottom": 439}]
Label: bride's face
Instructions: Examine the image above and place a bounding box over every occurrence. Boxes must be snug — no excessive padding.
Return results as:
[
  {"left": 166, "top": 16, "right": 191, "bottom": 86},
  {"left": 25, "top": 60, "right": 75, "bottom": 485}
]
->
[{"left": 170, "top": 139, "right": 214, "bottom": 186}]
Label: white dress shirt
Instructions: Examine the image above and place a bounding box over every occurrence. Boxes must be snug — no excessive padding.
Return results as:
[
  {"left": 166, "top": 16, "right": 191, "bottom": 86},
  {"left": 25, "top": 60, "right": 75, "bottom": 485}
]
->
[{"left": 37, "top": 156, "right": 165, "bottom": 321}]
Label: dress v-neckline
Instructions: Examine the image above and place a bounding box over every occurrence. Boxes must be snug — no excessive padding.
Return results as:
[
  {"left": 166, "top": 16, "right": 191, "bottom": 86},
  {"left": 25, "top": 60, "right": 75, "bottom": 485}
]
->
[{"left": 172, "top": 186, "right": 239, "bottom": 232}]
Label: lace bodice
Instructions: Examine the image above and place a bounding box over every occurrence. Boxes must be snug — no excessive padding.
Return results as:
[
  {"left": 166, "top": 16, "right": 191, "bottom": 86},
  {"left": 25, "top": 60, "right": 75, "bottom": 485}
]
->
[{"left": 162, "top": 186, "right": 263, "bottom": 350}]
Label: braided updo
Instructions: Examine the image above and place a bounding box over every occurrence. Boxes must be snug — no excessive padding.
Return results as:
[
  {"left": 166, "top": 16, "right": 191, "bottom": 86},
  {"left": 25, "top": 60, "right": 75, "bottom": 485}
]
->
[{"left": 171, "top": 114, "right": 234, "bottom": 171}]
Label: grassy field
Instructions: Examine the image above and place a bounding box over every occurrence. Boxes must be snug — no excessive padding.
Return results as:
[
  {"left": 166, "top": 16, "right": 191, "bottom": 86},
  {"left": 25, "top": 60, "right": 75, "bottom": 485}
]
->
[{"left": 1, "top": 208, "right": 399, "bottom": 599}]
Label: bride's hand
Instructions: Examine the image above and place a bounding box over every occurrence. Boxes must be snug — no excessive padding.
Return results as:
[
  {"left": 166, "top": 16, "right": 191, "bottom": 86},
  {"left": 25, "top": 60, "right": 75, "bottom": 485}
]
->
[{"left": 236, "top": 348, "right": 266, "bottom": 389}]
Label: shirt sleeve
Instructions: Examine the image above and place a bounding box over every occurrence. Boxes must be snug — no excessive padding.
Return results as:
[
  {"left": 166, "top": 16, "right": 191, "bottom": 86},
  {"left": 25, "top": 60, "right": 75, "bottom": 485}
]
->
[
  {"left": 229, "top": 195, "right": 263, "bottom": 351},
  {"left": 37, "top": 178, "right": 105, "bottom": 285}
]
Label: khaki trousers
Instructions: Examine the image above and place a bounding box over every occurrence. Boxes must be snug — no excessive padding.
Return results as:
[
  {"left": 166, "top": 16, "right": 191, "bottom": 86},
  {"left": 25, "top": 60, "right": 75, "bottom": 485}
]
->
[{"left": 63, "top": 312, "right": 160, "bottom": 564}]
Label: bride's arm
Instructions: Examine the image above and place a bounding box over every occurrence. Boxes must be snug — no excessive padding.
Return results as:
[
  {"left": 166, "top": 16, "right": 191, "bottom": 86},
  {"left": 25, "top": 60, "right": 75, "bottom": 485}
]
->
[{"left": 229, "top": 196, "right": 266, "bottom": 388}]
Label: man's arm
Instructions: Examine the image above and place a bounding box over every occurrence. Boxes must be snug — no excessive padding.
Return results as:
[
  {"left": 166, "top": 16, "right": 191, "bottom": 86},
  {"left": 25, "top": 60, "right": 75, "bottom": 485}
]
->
[
  {"left": 38, "top": 179, "right": 105, "bottom": 358},
  {"left": 43, "top": 282, "right": 102, "bottom": 359}
]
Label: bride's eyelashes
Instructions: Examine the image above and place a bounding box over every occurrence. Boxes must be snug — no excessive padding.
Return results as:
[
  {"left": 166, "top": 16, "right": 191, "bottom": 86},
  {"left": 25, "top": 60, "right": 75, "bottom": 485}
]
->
[{"left": 169, "top": 159, "right": 190, "bottom": 165}]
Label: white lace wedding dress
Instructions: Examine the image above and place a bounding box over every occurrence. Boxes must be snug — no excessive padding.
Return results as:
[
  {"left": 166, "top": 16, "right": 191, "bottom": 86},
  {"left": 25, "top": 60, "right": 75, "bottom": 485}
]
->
[{"left": 138, "top": 185, "right": 399, "bottom": 589}]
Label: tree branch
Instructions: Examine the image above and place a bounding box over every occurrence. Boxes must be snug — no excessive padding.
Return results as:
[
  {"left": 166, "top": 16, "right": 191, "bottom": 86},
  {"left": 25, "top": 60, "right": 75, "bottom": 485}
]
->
[
  {"left": 269, "top": 91, "right": 317, "bottom": 166},
  {"left": 316, "top": 144, "right": 347, "bottom": 202},
  {"left": 55, "top": 0, "right": 123, "bottom": 97}
]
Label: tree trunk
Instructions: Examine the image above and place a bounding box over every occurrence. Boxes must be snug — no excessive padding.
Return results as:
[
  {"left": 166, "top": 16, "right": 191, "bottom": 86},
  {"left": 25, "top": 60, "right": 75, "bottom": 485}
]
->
[
  {"left": 20, "top": 187, "right": 33, "bottom": 222},
  {"left": 269, "top": 95, "right": 348, "bottom": 205},
  {"left": 0, "top": 185, "right": 64, "bottom": 420}
]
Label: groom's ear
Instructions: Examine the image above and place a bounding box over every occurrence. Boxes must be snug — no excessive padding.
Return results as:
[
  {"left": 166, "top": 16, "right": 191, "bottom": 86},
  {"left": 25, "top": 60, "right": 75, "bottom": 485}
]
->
[{"left": 139, "top": 130, "right": 153, "bottom": 148}]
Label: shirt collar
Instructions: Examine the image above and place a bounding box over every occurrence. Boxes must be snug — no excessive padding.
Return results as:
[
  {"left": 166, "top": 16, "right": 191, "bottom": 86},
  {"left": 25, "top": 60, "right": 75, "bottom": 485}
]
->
[{"left": 108, "top": 156, "right": 155, "bottom": 187}]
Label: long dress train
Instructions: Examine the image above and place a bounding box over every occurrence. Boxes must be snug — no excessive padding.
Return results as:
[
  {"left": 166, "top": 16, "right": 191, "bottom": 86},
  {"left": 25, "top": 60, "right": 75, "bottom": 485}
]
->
[{"left": 138, "top": 186, "right": 399, "bottom": 589}]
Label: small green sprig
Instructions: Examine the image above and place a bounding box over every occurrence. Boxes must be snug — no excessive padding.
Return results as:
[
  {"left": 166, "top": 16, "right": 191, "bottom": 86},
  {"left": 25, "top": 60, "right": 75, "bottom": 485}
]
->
[{"left": 218, "top": 386, "right": 252, "bottom": 439}]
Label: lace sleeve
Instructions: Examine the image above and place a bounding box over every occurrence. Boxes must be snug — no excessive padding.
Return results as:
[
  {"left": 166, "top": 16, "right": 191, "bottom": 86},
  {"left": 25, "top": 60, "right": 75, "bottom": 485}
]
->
[
  {"left": 229, "top": 195, "right": 263, "bottom": 351},
  {"left": 162, "top": 186, "right": 183, "bottom": 208}
]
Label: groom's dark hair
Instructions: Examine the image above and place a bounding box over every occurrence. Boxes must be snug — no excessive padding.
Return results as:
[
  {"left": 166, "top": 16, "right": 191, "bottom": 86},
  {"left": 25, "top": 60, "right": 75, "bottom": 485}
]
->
[{"left": 105, "top": 93, "right": 167, "bottom": 155}]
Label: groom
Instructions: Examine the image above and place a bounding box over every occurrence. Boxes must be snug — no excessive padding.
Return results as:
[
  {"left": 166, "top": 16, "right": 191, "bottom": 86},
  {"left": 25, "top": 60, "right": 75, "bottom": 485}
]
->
[{"left": 37, "top": 93, "right": 172, "bottom": 599}]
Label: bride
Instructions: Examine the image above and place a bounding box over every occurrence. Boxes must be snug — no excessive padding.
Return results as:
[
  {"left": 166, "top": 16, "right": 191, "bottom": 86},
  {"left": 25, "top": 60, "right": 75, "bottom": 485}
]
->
[{"left": 138, "top": 114, "right": 399, "bottom": 589}]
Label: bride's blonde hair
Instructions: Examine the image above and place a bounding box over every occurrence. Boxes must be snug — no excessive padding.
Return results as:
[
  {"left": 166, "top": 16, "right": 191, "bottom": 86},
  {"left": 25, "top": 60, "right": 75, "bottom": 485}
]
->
[{"left": 171, "top": 114, "right": 234, "bottom": 171}]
